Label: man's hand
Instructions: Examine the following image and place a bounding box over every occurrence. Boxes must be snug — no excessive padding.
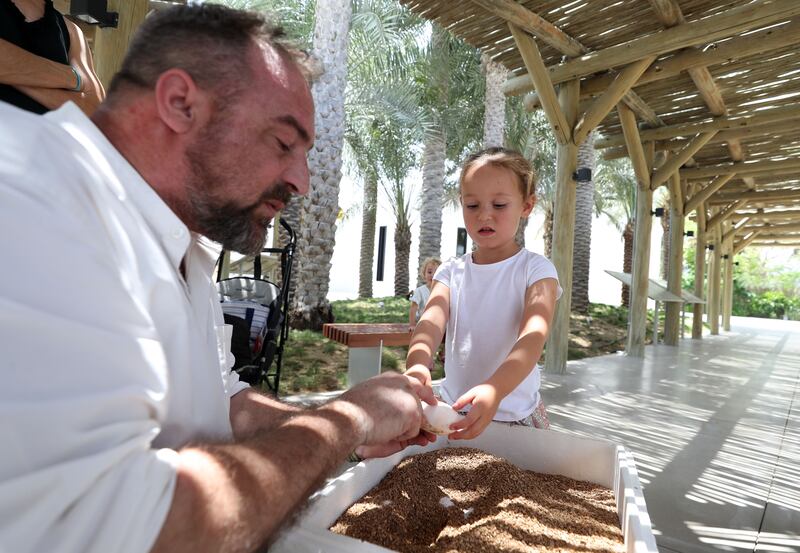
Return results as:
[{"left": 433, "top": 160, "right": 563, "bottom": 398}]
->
[
  {"left": 448, "top": 383, "right": 501, "bottom": 440},
  {"left": 333, "top": 372, "right": 438, "bottom": 459}
]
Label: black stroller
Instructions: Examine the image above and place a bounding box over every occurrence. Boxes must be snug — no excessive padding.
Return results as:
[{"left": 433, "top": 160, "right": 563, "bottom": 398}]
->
[{"left": 216, "top": 219, "right": 295, "bottom": 393}]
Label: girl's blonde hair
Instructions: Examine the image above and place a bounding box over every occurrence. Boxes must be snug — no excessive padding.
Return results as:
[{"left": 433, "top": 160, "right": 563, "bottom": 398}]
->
[
  {"left": 419, "top": 257, "right": 441, "bottom": 280},
  {"left": 459, "top": 147, "right": 536, "bottom": 199}
]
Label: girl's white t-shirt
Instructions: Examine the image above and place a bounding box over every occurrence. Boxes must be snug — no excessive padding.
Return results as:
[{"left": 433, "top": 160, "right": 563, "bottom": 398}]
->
[{"left": 434, "top": 248, "right": 562, "bottom": 421}]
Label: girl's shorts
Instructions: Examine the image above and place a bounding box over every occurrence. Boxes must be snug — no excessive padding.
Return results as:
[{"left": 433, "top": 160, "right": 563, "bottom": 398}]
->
[{"left": 506, "top": 401, "right": 550, "bottom": 430}]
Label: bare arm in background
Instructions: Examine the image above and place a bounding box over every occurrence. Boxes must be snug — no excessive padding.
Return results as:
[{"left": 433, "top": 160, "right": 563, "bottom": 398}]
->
[{"left": 15, "top": 19, "right": 105, "bottom": 114}]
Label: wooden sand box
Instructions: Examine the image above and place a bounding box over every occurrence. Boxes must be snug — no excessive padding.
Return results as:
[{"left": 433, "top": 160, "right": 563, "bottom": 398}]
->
[{"left": 331, "top": 447, "right": 624, "bottom": 552}]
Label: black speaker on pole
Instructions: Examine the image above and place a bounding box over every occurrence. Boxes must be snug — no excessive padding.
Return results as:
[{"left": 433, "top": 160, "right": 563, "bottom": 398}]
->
[
  {"left": 376, "top": 226, "right": 387, "bottom": 281},
  {"left": 456, "top": 227, "right": 468, "bottom": 256}
]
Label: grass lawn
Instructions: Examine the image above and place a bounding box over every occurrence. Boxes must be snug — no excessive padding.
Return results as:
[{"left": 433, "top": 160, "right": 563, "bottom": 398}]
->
[{"left": 272, "top": 297, "right": 684, "bottom": 395}]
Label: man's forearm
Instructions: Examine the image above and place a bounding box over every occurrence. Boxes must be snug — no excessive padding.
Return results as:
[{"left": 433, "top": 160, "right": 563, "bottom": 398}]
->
[
  {"left": 229, "top": 388, "right": 303, "bottom": 439},
  {"left": 152, "top": 400, "right": 363, "bottom": 553}
]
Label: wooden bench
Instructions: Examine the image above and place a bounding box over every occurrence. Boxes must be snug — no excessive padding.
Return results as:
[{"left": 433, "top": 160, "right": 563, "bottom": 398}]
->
[{"left": 322, "top": 323, "right": 412, "bottom": 386}]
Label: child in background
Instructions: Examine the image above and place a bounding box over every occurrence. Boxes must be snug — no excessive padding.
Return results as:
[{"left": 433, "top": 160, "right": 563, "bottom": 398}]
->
[
  {"left": 409, "top": 257, "right": 441, "bottom": 332},
  {"left": 406, "top": 147, "right": 561, "bottom": 440}
]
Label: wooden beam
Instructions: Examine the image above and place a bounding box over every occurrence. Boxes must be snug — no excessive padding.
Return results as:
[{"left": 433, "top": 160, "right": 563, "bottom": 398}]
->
[
  {"left": 513, "top": 18, "right": 800, "bottom": 99},
  {"left": 509, "top": 24, "right": 571, "bottom": 145},
  {"left": 596, "top": 105, "right": 800, "bottom": 149},
  {"left": 751, "top": 241, "right": 800, "bottom": 247},
  {"left": 735, "top": 209, "right": 800, "bottom": 221},
  {"left": 602, "top": 118, "right": 800, "bottom": 160},
  {"left": 740, "top": 221, "right": 800, "bottom": 234},
  {"left": 734, "top": 230, "right": 761, "bottom": 255},
  {"left": 692, "top": 204, "right": 707, "bottom": 339},
  {"left": 617, "top": 103, "right": 651, "bottom": 190},
  {"left": 664, "top": 170, "right": 684, "bottom": 345},
  {"left": 92, "top": 0, "right": 150, "bottom": 89},
  {"left": 708, "top": 188, "right": 800, "bottom": 204},
  {"left": 502, "top": 0, "right": 800, "bottom": 96},
  {"left": 704, "top": 200, "right": 746, "bottom": 237},
  {"left": 573, "top": 57, "right": 656, "bottom": 146},
  {"left": 468, "top": 0, "right": 585, "bottom": 56},
  {"left": 544, "top": 79, "right": 580, "bottom": 374},
  {"left": 684, "top": 174, "right": 736, "bottom": 214},
  {"left": 681, "top": 158, "right": 800, "bottom": 180},
  {"left": 650, "top": 131, "right": 717, "bottom": 190},
  {"left": 723, "top": 216, "right": 751, "bottom": 243}
]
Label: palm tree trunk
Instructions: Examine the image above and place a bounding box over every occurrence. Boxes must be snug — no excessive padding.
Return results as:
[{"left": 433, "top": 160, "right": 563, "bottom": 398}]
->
[
  {"left": 543, "top": 205, "right": 554, "bottom": 259},
  {"left": 417, "top": 129, "right": 445, "bottom": 285},
  {"left": 278, "top": 200, "right": 303, "bottom": 311},
  {"left": 571, "top": 131, "right": 596, "bottom": 314},
  {"left": 481, "top": 53, "right": 506, "bottom": 148},
  {"left": 622, "top": 220, "right": 634, "bottom": 307},
  {"left": 394, "top": 221, "right": 412, "bottom": 297},
  {"left": 358, "top": 172, "right": 378, "bottom": 298},
  {"left": 291, "top": 0, "right": 351, "bottom": 330}
]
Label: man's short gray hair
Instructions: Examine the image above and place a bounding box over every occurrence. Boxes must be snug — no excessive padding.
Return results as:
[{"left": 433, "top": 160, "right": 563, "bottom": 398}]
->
[{"left": 107, "top": 3, "right": 317, "bottom": 102}]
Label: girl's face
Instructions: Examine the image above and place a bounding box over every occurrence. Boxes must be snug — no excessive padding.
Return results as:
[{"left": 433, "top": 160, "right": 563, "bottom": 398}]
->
[
  {"left": 423, "top": 263, "right": 438, "bottom": 285},
  {"left": 460, "top": 163, "right": 534, "bottom": 260}
]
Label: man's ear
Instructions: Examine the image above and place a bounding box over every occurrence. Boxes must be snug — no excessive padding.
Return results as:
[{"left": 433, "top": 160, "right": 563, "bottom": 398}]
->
[{"left": 153, "top": 68, "right": 207, "bottom": 134}]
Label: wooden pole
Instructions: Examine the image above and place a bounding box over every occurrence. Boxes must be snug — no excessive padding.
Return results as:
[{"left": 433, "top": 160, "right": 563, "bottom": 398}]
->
[
  {"left": 709, "top": 223, "right": 722, "bottom": 335},
  {"left": 544, "top": 79, "right": 580, "bottom": 374},
  {"left": 692, "top": 202, "right": 706, "bottom": 339},
  {"left": 620, "top": 99, "right": 655, "bottom": 357},
  {"left": 92, "top": 0, "right": 150, "bottom": 89},
  {"left": 722, "top": 228, "right": 734, "bottom": 331},
  {"left": 664, "top": 171, "right": 684, "bottom": 345}
]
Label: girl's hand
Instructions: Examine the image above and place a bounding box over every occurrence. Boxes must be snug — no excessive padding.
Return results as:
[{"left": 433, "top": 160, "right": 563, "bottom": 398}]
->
[
  {"left": 448, "top": 384, "right": 501, "bottom": 440},
  {"left": 404, "top": 364, "right": 432, "bottom": 388}
]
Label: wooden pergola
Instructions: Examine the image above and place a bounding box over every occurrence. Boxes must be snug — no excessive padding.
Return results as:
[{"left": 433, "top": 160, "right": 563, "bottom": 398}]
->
[{"left": 399, "top": 0, "right": 800, "bottom": 372}]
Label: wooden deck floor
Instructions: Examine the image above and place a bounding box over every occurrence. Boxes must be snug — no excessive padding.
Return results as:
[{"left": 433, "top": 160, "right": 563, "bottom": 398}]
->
[{"left": 544, "top": 316, "right": 800, "bottom": 553}]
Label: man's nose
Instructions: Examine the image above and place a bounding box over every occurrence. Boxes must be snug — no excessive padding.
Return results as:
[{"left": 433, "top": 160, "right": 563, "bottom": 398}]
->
[{"left": 284, "top": 157, "right": 310, "bottom": 196}]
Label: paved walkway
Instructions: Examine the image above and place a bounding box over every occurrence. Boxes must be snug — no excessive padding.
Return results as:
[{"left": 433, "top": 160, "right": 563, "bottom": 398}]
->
[
  {"left": 283, "top": 316, "right": 799, "bottom": 552},
  {"left": 543, "top": 316, "right": 800, "bottom": 553}
]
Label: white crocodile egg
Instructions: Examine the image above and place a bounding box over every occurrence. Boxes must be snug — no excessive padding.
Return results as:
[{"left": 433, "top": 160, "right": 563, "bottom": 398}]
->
[{"left": 421, "top": 401, "right": 464, "bottom": 435}]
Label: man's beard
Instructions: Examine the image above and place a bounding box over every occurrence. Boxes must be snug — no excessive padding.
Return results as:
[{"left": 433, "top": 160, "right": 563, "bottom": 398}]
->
[{"left": 185, "top": 142, "right": 292, "bottom": 256}]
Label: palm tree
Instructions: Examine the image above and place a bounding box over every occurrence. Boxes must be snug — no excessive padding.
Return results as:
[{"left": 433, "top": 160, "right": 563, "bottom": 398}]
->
[
  {"left": 344, "top": 0, "right": 425, "bottom": 297},
  {"left": 505, "top": 104, "right": 556, "bottom": 254},
  {"left": 291, "top": 0, "right": 352, "bottom": 330},
  {"left": 595, "top": 157, "right": 637, "bottom": 307},
  {"left": 415, "top": 26, "right": 484, "bottom": 283},
  {"left": 571, "top": 131, "right": 597, "bottom": 314},
  {"left": 481, "top": 53, "right": 507, "bottom": 148}
]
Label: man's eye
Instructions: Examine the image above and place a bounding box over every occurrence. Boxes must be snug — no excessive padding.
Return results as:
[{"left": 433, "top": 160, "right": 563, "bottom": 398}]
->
[{"left": 277, "top": 138, "right": 291, "bottom": 152}]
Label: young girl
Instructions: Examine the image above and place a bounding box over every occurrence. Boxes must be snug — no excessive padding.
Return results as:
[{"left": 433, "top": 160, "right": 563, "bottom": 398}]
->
[
  {"left": 405, "top": 147, "right": 561, "bottom": 440},
  {"left": 409, "top": 257, "right": 441, "bottom": 331}
]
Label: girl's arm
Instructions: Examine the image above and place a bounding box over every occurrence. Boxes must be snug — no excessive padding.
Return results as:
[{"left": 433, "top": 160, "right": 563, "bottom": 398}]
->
[
  {"left": 405, "top": 280, "right": 449, "bottom": 387},
  {"left": 408, "top": 301, "right": 418, "bottom": 331},
  {"left": 450, "top": 277, "right": 558, "bottom": 439}
]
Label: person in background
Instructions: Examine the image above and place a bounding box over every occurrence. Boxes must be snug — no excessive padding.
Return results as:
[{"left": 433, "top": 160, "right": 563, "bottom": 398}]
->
[
  {"left": 0, "top": 0, "right": 104, "bottom": 114},
  {"left": 0, "top": 5, "right": 434, "bottom": 553},
  {"left": 405, "top": 147, "right": 562, "bottom": 440},
  {"left": 409, "top": 257, "right": 441, "bottom": 332}
]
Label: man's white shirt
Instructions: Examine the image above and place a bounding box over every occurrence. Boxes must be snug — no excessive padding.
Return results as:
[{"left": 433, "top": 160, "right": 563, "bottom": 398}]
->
[{"left": 0, "top": 102, "right": 248, "bottom": 553}]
